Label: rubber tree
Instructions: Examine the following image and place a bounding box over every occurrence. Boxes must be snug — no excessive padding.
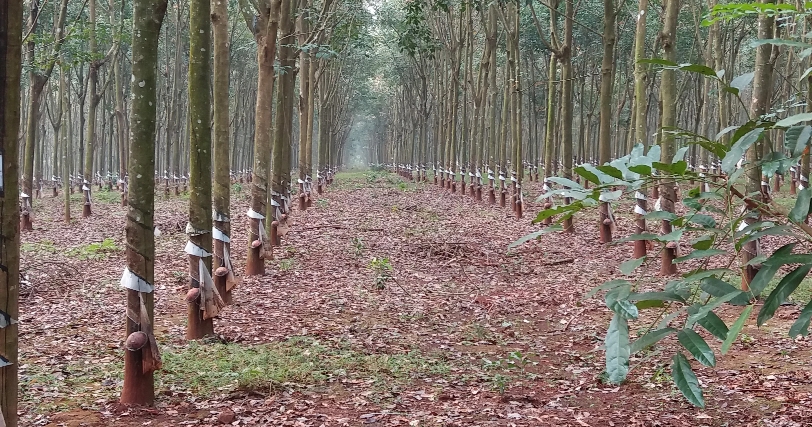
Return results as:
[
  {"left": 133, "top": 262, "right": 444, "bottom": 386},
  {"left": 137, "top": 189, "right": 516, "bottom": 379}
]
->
[
  {"left": 240, "top": 0, "right": 282, "bottom": 276},
  {"left": 21, "top": 0, "right": 68, "bottom": 230},
  {"left": 120, "top": 0, "right": 167, "bottom": 405},
  {"left": 598, "top": 0, "right": 617, "bottom": 242},
  {"left": 632, "top": 0, "right": 649, "bottom": 257},
  {"left": 186, "top": 0, "right": 216, "bottom": 339},
  {"left": 742, "top": 1, "right": 775, "bottom": 288},
  {"left": 0, "top": 1, "right": 23, "bottom": 423},
  {"left": 212, "top": 0, "right": 235, "bottom": 300},
  {"left": 271, "top": 0, "right": 297, "bottom": 244},
  {"left": 659, "top": 0, "right": 680, "bottom": 275}
]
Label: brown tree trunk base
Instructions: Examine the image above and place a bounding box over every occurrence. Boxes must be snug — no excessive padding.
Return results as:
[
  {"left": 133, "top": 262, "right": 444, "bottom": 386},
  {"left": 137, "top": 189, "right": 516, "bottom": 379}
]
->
[
  {"left": 599, "top": 202, "right": 612, "bottom": 243},
  {"left": 661, "top": 242, "right": 678, "bottom": 275},
  {"left": 499, "top": 190, "right": 506, "bottom": 208},
  {"left": 515, "top": 200, "right": 523, "bottom": 219},
  {"left": 121, "top": 192, "right": 128, "bottom": 206},
  {"left": 21, "top": 212, "right": 33, "bottom": 231},
  {"left": 52, "top": 186, "right": 57, "bottom": 197},
  {"left": 543, "top": 202, "right": 552, "bottom": 226},
  {"left": 83, "top": 203, "right": 92, "bottom": 218},
  {"left": 488, "top": 187, "right": 496, "bottom": 205},
  {"left": 298, "top": 193, "right": 306, "bottom": 211},
  {"left": 120, "top": 350, "right": 155, "bottom": 405},
  {"left": 186, "top": 254, "right": 214, "bottom": 340}
]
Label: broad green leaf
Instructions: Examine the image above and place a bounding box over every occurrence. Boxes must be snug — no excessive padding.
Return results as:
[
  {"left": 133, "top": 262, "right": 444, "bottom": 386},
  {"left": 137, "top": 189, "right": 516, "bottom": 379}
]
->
[
  {"left": 757, "top": 264, "right": 812, "bottom": 326},
  {"left": 678, "top": 63, "right": 717, "bottom": 77},
  {"left": 790, "top": 188, "right": 812, "bottom": 223},
  {"left": 735, "top": 225, "right": 796, "bottom": 251},
  {"left": 776, "top": 112, "right": 812, "bottom": 127},
  {"left": 801, "top": 65, "right": 812, "bottom": 82},
  {"left": 658, "top": 307, "right": 688, "bottom": 329},
  {"left": 619, "top": 256, "right": 646, "bottom": 275},
  {"left": 673, "top": 146, "right": 690, "bottom": 163},
  {"left": 606, "top": 285, "right": 637, "bottom": 319},
  {"left": 674, "top": 249, "right": 727, "bottom": 263},
  {"left": 677, "top": 329, "right": 716, "bottom": 367},
  {"left": 628, "top": 164, "right": 652, "bottom": 175},
  {"left": 690, "top": 235, "right": 714, "bottom": 250},
  {"left": 532, "top": 203, "right": 581, "bottom": 223},
  {"left": 656, "top": 228, "right": 683, "bottom": 242},
  {"left": 783, "top": 125, "right": 812, "bottom": 157},
  {"left": 599, "top": 190, "right": 623, "bottom": 202},
  {"left": 596, "top": 165, "right": 624, "bottom": 180},
  {"left": 789, "top": 300, "right": 812, "bottom": 338},
  {"left": 605, "top": 313, "right": 630, "bottom": 384},
  {"left": 700, "top": 277, "right": 750, "bottom": 305},
  {"left": 687, "top": 214, "right": 716, "bottom": 228},
  {"left": 687, "top": 291, "right": 743, "bottom": 326},
  {"left": 721, "top": 129, "right": 763, "bottom": 174},
  {"left": 722, "top": 305, "right": 753, "bottom": 354},
  {"left": 628, "top": 291, "right": 686, "bottom": 304},
  {"left": 645, "top": 211, "right": 679, "bottom": 222},
  {"left": 630, "top": 327, "right": 676, "bottom": 354},
  {"left": 672, "top": 352, "right": 705, "bottom": 408},
  {"left": 749, "top": 243, "right": 797, "bottom": 296},
  {"left": 584, "top": 279, "right": 632, "bottom": 299},
  {"left": 546, "top": 177, "right": 583, "bottom": 190},
  {"left": 729, "top": 71, "right": 755, "bottom": 91},
  {"left": 696, "top": 311, "right": 729, "bottom": 341},
  {"left": 508, "top": 226, "right": 564, "bottom": 249},
  {"left": 574, "top": 165, "right": 600, "bottom": 184}
]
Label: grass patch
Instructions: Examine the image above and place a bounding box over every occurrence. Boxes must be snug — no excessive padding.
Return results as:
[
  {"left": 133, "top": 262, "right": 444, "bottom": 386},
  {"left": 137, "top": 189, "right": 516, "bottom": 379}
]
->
[
  {"left": 21, "top": 240, "right": 57, "bottom": 254},
  {"left": 67, "top": 238, "right": 121, "bottom": 260},
  {"left": 69, "top": 189, "right": 122, "bottom": 204},
  {"left": 157, "top": 336, "right": 449, "bottom": 395}
]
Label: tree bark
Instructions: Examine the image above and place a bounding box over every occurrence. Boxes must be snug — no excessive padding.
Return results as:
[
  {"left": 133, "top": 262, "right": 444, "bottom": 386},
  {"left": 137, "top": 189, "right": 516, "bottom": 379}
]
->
[
  {"left": 0, "top": 0, "right": 23, "bottom": 424},
  {"left": 120, "top": 0, "right": 167, "bottom": 405}
]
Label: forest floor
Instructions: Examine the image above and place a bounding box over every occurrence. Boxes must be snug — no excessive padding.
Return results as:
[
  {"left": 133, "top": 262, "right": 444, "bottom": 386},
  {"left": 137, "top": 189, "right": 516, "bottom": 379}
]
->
[{"left": 16, "top": 171, "right": 812, "bottom": 427}]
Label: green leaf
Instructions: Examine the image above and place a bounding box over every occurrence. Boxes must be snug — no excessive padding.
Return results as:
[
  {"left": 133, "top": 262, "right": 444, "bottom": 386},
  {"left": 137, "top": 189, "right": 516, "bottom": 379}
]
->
[
  {"left": 584, "top": 279, "right": 632, "bottom": 300},
  {"left": 508, "top": 226, "right": 563, "bottom": 249},
  {"left": 790, "top": 188, "right": 812, "bottom": 223},
  {"left": 757, "top": 264, "right": 812, "bottom": 326},
  {"left": 546, "top": 177, "right": 583, "bottom": 189},
  {"left": 596, "top": 165, "right": 624, "bottom": 180},
  {"left": 776, "top": 112, "right": 812, "bottom": 127},
  {"left": 783, "top": 125, "right": 812, "bottom": 157},
  {"left": 789, "top": 300, "right": 812, "bottom": 338},
  {"left": 645, "top": 211, "right": 679, "bottom": 222},
  {"left": 630, "top": 327, "right": 676, "bottom": 354},
  {"left": 690, "top": 235, "right": 715, "bottom": 250},
  {"left": 687, "top": 214, "right": 716, "bottom": 228},
  {"left": 721, "top": 129, "right": 763, "bottom": 173},
  {"left": 606, "top": 285, "right": 638, "bottom": 319},
  {"left": 628, "top": 164, "right": 652, "bottom": 176},
  {"left": 722, "top": 305, "right": 753, "bottom": 354},
  {"left": 656, "top": 229, "right": 683, "bottom": 242},
  {"left": 687, "top": 292, "right": 743, "bottom": 327},
  {"left": 674, "top": 249, "right": 727, "bottom": 263},
  {"left": 735, "top": 225, "right": 796, "bottom": 251},
  {"left": 749, "top": 243, "right": 797, "bottom": 296},
  {"left": 574, "top": 165, "right": 600, "bottom": 184},
  {"left": 696, "top": 311, "right": 729, "bottom": 341},
  {"left": 672, "top": 352, "right": 705, "bottom": 408},
  {"left": 677, "top": 329, "right": 716, "bottom": 367},
  {"left": 619, "top": 257, "right": 646, "bottom": 275},
  {"left": 700, "top": 278, "right": 750, "bottom": 305},
  {"left": 605, "top": 313, "right": 630, "bottom": 384},
  {"left": 628, "top": 291, "right": 686, "bottom": 304},
  {"left": 673, "top": 146, "right": 690, "bottom": 163},
  {"left": 729, "top": 71, "right": 755, "bottom": 91}
]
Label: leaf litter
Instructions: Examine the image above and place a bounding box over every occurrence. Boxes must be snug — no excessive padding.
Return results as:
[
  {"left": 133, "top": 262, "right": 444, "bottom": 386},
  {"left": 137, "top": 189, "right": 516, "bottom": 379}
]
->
[{"left": 16, "top": 174, "right": 812, "bottom": 426}]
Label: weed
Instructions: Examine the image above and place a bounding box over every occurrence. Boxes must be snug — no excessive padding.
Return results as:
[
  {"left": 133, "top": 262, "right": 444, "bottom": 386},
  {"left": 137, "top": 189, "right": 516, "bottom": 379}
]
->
[
  {"left": 368, "top": 257, "right": 393, "bottom": 290},
  {"left": 317, "top": 199, "right": 328, "bottom": 208},
  {"left": 351, "top": 237, "right": 364, "bottom": 257},
  {"left": 232, "top": 183, "right": 243, "bottom": 193},
  {"left": 67, "top": 238, "right": 121, "bottom": 260},
  {"left": 21, "top": 240, "right": 57, "bottom": 254},
  {"left": 278, "top": 259, "right": 295, "bottom": 271}
]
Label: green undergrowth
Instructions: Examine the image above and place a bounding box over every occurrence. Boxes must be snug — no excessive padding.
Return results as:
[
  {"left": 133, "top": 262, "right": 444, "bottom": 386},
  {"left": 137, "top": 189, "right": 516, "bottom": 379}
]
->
[
  {"left": 157, "top": 336, "right": 449, "bottom": 395},
  {"left": 67, "top": 238, "right": 121, "bottom": 260},
  {"left": 21, "top": 336, "right": 449, "bottom": 414}
]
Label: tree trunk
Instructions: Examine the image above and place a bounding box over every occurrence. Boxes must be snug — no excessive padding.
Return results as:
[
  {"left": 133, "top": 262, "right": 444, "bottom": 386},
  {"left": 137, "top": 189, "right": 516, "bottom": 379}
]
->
[
  {"left": 742, "top": 1, "right": 775, "bottom": 289},
  {"left": 120, "top": 0, "right": 167, "bottom": 405},
  {"left": 186, "top": 0, "right": 214, "bottom": 339},
  {"left": 0, "top": 0, "right": 23, "bottom": 424},
  {"left": 659, "top": 0, "right": 680, "bottom": 275},
  {"left": 212, "top": 0, "right": 233, "bottom": 300}
]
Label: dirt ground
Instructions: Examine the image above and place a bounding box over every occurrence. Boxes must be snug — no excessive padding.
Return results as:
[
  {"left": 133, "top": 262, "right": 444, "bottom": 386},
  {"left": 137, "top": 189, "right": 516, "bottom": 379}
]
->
[{"left": 16, "top": 171, "right": 812, "bottom": 426}]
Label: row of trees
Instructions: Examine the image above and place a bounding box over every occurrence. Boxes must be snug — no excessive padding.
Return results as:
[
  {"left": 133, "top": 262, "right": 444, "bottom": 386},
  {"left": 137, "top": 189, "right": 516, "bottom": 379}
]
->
[{"left": 2, "top": 0, "right": 378, "bottom": 424}]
